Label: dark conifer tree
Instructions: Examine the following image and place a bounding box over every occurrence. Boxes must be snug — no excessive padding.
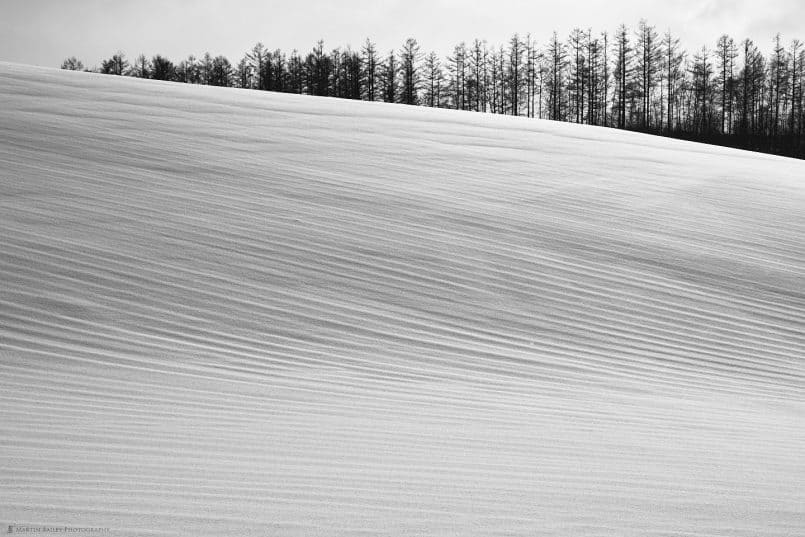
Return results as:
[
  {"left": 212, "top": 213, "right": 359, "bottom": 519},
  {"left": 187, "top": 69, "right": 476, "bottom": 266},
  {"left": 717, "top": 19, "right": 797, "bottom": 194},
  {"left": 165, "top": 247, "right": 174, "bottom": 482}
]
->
[
  {"left": 287, "top": 51, "right": 304, "bottom": 93},
  {"left": 568, "top": 28, "right": 587, "bottom": 123},
  {"left": 380, "top": 50, "right": 398, "bottom": 103},
  {"left": 210, "top": 56, "right": 233, "bottom": 86},
  {"left": 400, "top": 38, "right": 422, "bottom": 105},
  {"left": 151, "top": 55, "right": 176, "bottom": 81},
  {"left": 489, "top": 47, "right": 502, "bottom": 113},
  {"left": 547, "top": 32, "right": 567, "bottom": 121},
  {"left": 100, "top": 52, "right": 128, "bottom": 75},
  {"left": 247, "top": 43, "right": 268, "bottom": 90},
  {"left": 176, "top": 55, "right": 197, "bottom": 83},
  {"left": 525, "top": 35, "right": 537, "bottom": 118},
  {"left": 507, "top": 34, "right": 524, "bottom": 115},
  {"left": 199, "top": 53, "right": 215, "bottom": 85},
  {"left": 791, "top": 41, "right": 804, "bottom": 137},
  {"left": 269, "top": 49, "right": 286, "bottom": 91},
  {"left": 663, "top": 31, "right": 684, "bottom": 132},
  {"left": 362, "top": 39, "right": 379, "bottom": 101},
  {"left": 130, "top": 54, "right": 151, "bottom": 78},
  {"left": 235, "top": 56, "right": 252, "bottom": 88},
  {"left": 716, "top": 35, "right": 738, "bottom": 133},
  {"left": 304, "top": 40, "right": 332, "bottom": 96},
  {"left": 469, "top": 39, "right": 487, "bottom": 112},
  {"left": 739, "top": 39, "right": 761, "bottom": 135},
  {"left": 448, "top": 43, "right": 468, "bottom": 110},
  {"left": 635, "top": 20, "right": 661, "bottom": 128},
  {"left": 585, "top": 31, "right": 605, "bottom": 125},
  {"left": 690, "top": 46, "right": 715, "bottom": 134},
  {"left": 771, "top": 34, "right": 789, "bottom": 136},
  {"left": 61, "top": 57, "right": 85, "bottom": 71},
  {"left": 424, "top": 51, "right": 444, "bottom": 107},
  {"left": 78, "top": 21, "right": 805, "bottom": 158},
  {"left": 613, "top": 25, "right": 631, "bottom": 128}
]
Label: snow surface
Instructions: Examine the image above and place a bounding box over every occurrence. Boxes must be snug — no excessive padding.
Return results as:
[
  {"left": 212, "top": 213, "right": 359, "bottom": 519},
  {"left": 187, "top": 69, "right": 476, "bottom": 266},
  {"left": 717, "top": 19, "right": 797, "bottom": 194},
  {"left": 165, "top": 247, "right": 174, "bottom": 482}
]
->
[{"left": 1, "top": 62, "right": 804, "bottom": 537}]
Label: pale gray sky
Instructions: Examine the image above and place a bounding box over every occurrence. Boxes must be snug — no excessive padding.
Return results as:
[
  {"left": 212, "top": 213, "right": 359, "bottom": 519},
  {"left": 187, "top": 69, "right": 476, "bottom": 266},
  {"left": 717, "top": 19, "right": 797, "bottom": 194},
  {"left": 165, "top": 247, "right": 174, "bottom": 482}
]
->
[{"left": 1, "top": 0, "right": 802, "bottom": 68}]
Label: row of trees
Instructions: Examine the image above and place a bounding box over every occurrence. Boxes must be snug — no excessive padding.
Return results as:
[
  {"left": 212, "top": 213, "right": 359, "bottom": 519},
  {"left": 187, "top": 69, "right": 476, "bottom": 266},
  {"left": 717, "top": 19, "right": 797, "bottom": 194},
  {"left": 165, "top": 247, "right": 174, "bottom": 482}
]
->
[{"left": 62, "top": 21, "right": 805, "bottom": 158}]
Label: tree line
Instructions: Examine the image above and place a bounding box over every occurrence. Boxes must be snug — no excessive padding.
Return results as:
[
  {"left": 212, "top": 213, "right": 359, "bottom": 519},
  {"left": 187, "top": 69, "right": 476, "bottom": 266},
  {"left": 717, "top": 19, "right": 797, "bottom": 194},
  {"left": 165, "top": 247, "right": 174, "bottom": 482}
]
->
[{"left": 62, "top": 21, "right": 805, "bottom": 159}]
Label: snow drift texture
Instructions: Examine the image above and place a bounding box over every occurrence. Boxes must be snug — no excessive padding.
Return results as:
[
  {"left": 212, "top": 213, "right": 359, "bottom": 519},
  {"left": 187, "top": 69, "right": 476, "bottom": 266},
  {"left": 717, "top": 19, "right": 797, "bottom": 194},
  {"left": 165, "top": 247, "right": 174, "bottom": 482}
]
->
[{"left": 1, "top": 63, "right": 804, "bottom": 537}]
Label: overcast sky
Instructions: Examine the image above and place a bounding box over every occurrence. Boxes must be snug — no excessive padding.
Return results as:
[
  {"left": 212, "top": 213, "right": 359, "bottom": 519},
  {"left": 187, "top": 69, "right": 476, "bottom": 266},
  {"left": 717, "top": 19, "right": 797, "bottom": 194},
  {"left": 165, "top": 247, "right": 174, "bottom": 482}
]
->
[{"left": 1, "top": 0, "right": 803, "bottom": 68}]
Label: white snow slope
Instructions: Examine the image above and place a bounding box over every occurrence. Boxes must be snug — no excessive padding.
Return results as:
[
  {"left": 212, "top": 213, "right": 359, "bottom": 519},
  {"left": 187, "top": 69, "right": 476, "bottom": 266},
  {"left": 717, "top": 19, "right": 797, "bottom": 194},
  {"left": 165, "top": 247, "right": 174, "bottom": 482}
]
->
[{"left": 1, "top": 63, "right": 804, "bottom": 537}]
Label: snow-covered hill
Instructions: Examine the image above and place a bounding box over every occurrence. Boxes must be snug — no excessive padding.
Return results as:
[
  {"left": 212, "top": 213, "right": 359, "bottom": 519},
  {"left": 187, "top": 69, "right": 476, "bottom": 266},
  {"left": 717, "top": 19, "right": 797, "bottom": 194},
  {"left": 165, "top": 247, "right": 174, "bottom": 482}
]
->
[{"left": 1, "top": 62, "right": 803, "bottom": 537}]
